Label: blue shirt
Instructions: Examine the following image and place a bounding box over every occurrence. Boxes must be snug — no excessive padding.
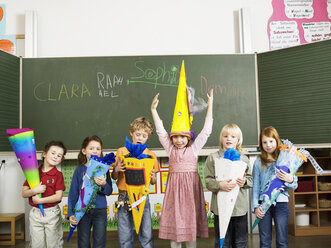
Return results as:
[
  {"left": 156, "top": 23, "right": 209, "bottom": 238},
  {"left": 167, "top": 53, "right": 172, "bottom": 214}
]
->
[
  {"left": 252, "top": 157, "right": 298, "bottom": 212},
  {"left": 68, "top": 165, "right": 112, "bottom": 218}
]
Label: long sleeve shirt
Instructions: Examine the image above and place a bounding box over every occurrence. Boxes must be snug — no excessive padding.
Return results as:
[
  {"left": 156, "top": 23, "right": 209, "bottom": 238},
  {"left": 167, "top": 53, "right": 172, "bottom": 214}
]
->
[
  {"left": 251, "top": 157, "right": 298, "bottom": 212},
  {"left": 67, "top": 165, "right": 112, "bottom": 218}
]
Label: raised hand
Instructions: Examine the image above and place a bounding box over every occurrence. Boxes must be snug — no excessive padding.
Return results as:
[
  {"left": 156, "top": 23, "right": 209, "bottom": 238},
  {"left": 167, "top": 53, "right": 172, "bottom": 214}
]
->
[
  {"left": 207, "top": 88, "right": 213, "bottom": 106},
  {"left": 151, "top": 93, "right": 160, "bottom": 111}
]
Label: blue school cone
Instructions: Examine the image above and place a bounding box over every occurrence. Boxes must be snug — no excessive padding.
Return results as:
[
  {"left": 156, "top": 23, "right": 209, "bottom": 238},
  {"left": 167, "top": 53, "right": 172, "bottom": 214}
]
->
[
  {"left": 220, "top": 237, "right": 225, "bottom": 248},
  {"left": 38, "top": 204, "right": 44, "bottom": 216},
  {"left": 67, "top": 225, "right": 77, "bottom": 242}
]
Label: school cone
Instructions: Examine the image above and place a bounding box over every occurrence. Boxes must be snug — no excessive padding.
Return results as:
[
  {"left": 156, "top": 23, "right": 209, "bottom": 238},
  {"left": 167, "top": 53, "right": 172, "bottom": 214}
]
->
[
  {"left": 123, "top": 156, "right": 154, "bottom": 234},
  {"left": 67, "top": 224, "right": 77, "bottom": 242},
  {"left": 66, "top": 153, "right": 115, "bottom": 242},
  {"left": 7, "top": 128, "right": 44, "bottom": 216},
  {"left": 170, "top": 60, "right": 193, "bottom": 138}
]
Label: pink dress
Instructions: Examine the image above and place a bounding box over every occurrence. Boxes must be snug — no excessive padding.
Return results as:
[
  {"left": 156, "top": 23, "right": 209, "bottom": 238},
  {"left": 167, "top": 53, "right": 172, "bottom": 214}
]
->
[{"left": 156, "top": 117, "right": 213, "bottom": 242}]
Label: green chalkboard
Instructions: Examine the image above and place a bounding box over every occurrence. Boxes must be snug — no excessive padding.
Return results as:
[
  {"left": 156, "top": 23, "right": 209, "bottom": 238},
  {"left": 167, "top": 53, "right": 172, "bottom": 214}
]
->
[
  {"left": 258, "top": 39, "right": 331, "bottom": 144},
  {"left": 22, "top": 55, "right": 258, "bottom": 150},
  {"left": 0, "top": 50, "right": 20, "bottom": 151}
]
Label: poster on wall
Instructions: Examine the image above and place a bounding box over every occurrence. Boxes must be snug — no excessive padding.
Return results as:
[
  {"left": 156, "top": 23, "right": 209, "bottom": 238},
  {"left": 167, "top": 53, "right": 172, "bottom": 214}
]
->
[
  {"left": 160, "top": 171, "right": 168, "bottom": 193},
  {"left": 0, "top": 35, "right": 16, "bottom": 54},
  {"left": 0, "top": 4, "right": 6, "bottom": 34},
  {"left": 0, "top": 4, "right": 16, "bottom": 55},
  {"left": 268, "top": 0, "right": 331, "bottom": 50}
]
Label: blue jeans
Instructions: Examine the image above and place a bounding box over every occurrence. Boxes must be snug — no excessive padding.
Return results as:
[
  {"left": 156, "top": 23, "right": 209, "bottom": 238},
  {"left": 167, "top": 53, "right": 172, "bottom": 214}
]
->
[
  {"left": 214, "top": 214, "right": 247, "bottom": 248},
  {"left": 117, "top": 193, "right": 153, "bottom": 248},
  {"left": 258, "top": 202, "right": 289, "bottom": 248},
  {"left": 77, "top": 208, "right": 107, "bottom": 248}
]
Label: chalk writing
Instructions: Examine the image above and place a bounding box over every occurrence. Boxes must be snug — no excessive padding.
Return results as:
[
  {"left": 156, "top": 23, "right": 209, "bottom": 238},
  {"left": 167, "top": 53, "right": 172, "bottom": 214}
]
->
[
  {"left": 200, "top": 76, "right": 248, "bottom": 100},
  {"left": 302, "top": 22, "right": 331, "bottom": 42},
  {"left": 127, "top": 61, "right": 179, "bottom": 88},
  {"left": 33, "top": 82, "right": 91, "bottom": 102},
  {"left": 96, "top": 72, "right": 123, "bottom": 98}
]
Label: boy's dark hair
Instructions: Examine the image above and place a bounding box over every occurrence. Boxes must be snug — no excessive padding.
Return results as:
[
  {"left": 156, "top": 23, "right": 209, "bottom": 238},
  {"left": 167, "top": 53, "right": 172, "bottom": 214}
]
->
[
  {"left": 129, "top": 117, "right": 154, "bottom": 137},
  {"left": 77, "top": 135, "right": 103, "bottom": 165},
  {"left": 42, "top": 141, "right": 67, "bottom": 162}
]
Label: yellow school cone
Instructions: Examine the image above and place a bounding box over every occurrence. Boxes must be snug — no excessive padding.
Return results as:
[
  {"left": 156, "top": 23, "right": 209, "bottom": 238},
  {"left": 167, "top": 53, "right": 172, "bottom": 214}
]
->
[
  {"left": 170, "top": 60, "right": 193, "bottom": 138},
  {"left": 121, "top": 155, "right": 155, "bottom": 234}
]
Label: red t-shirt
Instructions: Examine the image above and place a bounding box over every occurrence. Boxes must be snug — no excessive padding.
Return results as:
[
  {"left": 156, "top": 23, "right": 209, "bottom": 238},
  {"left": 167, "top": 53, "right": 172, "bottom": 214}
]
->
[{"left": 23, "top": 166, "right": 65, "bottom": 208}]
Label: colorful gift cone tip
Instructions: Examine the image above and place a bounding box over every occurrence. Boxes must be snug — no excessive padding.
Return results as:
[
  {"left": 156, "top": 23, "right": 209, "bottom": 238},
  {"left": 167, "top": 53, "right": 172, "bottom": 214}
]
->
[
  {"left": 6, "top": 128, "right": 44, "bottom": 216},
  {"left": 66, "top": 225, "right": 77, "bottom": 242},
  {"left": 220, "top": 238, "right": 225, "bottom": 248},
  {"left": 251, "top": 218, "right": 261, "bottom": 231}
]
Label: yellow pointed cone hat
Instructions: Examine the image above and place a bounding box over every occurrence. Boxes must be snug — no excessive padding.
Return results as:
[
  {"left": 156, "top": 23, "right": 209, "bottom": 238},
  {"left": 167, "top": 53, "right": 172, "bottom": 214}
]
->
[{"left": 170, "top": 60, "right": 193, "bottom": 138}]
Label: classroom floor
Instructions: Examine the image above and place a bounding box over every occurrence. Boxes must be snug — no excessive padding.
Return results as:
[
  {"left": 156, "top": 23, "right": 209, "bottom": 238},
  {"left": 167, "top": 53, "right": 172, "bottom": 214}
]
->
[{"left": 6, "top": 231, "right": 331, "bottom": 248}]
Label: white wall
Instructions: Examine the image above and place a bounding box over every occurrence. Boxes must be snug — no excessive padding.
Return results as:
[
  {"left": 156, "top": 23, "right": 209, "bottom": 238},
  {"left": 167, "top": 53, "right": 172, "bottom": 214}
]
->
[
  {"left": 2, "top": 0, "right": 272, "bottom": 57},
  {"left": 0, "top": 154, "right": 26, "bottom": 233}
]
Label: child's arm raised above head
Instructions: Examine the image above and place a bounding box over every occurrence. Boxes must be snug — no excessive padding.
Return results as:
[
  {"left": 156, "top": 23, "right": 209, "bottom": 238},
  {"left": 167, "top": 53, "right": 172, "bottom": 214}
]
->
[
  {"left": 206, "top": 89, "right": 213, "bottom": 119},
  {"left": 151, "top": 93, "right": 161, "bottom": 123}
]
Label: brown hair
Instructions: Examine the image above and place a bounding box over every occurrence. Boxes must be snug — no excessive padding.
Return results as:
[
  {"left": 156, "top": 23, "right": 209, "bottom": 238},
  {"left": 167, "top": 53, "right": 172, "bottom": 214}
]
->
[
  {"left": 259, "top": 126, "right": 281, "bottom": 169},
  {"left": 129, "top": 117, "right": 154, "bottom": 137},
  {"left": 42, "top": 141, "right": 67, "bottom": 162},
  {"left": 77, "top": 135, "right": 103, "bottom": 165}
]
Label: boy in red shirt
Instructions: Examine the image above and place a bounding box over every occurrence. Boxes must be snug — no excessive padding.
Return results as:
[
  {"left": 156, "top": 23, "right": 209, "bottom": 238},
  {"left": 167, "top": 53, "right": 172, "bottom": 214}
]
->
[{"left": 22, "top": 141, "right": 66, "bottom": 248}]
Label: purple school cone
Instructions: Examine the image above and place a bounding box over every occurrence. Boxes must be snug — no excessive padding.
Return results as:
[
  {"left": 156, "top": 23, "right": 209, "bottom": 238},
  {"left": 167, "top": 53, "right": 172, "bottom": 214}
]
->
[{"left": 7, "top": 128, "right": 44, "bottom": 216}]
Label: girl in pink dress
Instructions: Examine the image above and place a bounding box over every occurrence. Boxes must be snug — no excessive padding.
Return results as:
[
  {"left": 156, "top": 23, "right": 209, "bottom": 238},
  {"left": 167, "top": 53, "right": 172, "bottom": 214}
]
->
[{"left": 151, "top": 89, "right": 213, "bottom": 248}]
